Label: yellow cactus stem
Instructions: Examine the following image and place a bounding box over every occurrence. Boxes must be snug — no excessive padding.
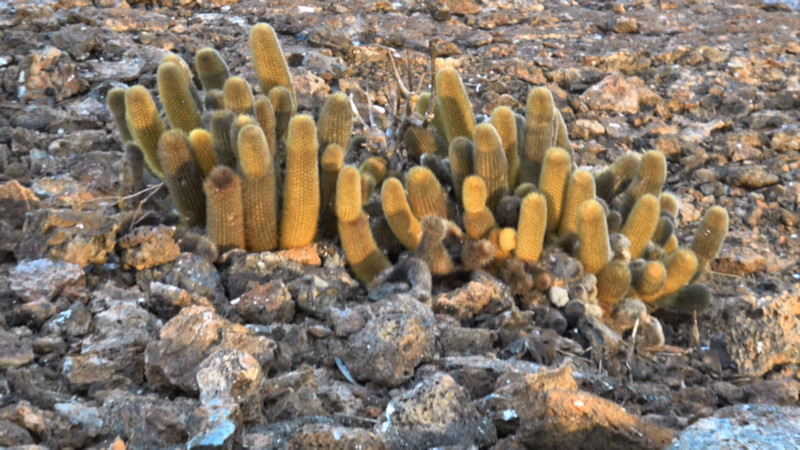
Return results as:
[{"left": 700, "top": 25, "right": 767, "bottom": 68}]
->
[
  {"left": 621, "top": 150, "right": 667, "bottom": 219},
  {"left": 657, "top": 283, "right": 713, "bottom": 312},
  {"left": 663, "top": 234, "right": 679, "bottom": 254},
  {"left": 553, "top": 108, "right": 572, "bottom": 161},
  {"left": 157, "top": 62, "right": 202, "bottom": 133},
  {"left": 462, "top": 176, "right": 497, "bottom": 240},
  {"left": 415, "top": 91, "right": 448, "bottom": 140},
  {"left": 630, "top": 260, "right": 667, "bottom": 297},
  {"left": 651, "top": 215, "right": 675, "bottom": 247},
  {"left": 320, "top": 143, "right": 346, "bottom": 234},
  {"left": 210, "top": 109, "right": 237, "bottom": 168},
  {"left": 641, "top": 248, "right": 698, "bottom": 304},
  {"left": 250, "top": 23, "right": 296, "bottom": 113},
  {"left": 596, "top": 261, "right": 632, "bottom": 311},
  {"left": 448, "top": 136, "right": 474, "bottom": 204},
  {"left": 595, "top": 153, "right": 641, "bottom": 203},
  {"left": 490, "top": 106, "right": 519, "bottom": 189},
  {"left": 381, "top": 177, "right": 423, "bottom": 251},
  {"left": 254, "top": 95, "right": 278, "bottom": 160},
  {"left": 405, "top": 166, "right": 448, "bottom": 220},
  {"left": 360, "top": 157, "right": 388, "bottom": 186},
  {"left": 691, "top": 205, "right": 729, "bottom": 275},
  {"left": 223, "top": 76, "right": 255, "bottom": 116},
  {"left": 317, "top": 92, "right": 353, "bottom": 153},
  {"left": 107, "top": 87, "right": 132, "bottom": 143},
  {"left": 416, "top": 216, "right": 458, "bottom": 276},
  {"left": 205, "top": 89, "right": 224, "bottom": 111},
  {"left": 405, "top": 123, "right": 446, "bottom": 161},
  {"left": 558, "top": 169, "right": 596, "bottom": 239},
  {"left": 268, "top": 86, "right": 294, "bottom": 144},
  {"left": 539, "top": 147, "right": 572, "bottom": 232},
  {"left": 336, "top": 166, "right": 391, "bottom": 283},
  {"left": 621, "top": 194, "right": 660, "bottom": 259},
  {"left": 434, "top": 67, "right": 475, "bottom": 142},
  {"left": 188, "top": 129, "right": 217, "bottom": 177},
  {"left": 195, "top": 47, "right": 230, "bottom": 91},
  {"left": 516, "top": 192, "right": 548, "bottom": 263},
  {"left": 161, "top": 53, "right": 202, "bottom": 112},
  {"left": 490, "top": 227, "right": 517, "bottom": 260},
  {"left": 157, "top": 130, "right": 206, "bottom": 228},
  {"left": 520, "top": 86, "right": 556, "bottom": 186},
  {"left": 360, "top": 172, "right": 377, "bottom": 205},
  {"left": 514, "top": 183, "right": 537, "bottom": 198},
  {"left": 280, "top": 115, "right": 320, "bottom": 249},
  {"left": 229, "top": 115, "right": 259, "bottom": 158},
  {"left": 238, "top": 124, "right": 279, "bottom": 252},
  {"left": 204, "top": 166, "right": 245, "bottom": 253},
  {"left": 577, "top": 199, "right": 611, "bottom": 275},
  {"left": 125, "top": 85, "right": 166, "bottom": 179},
  {"left": 473, "top": 123, "right": 509, "bottom": 212},
  {"left": 659, "top": 192, "right": 679, "bottom": 219}
]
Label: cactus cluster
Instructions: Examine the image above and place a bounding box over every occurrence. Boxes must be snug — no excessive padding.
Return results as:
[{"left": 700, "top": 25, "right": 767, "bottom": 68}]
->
[{"left": 108, "top": 25, "right": 729, "bottom": 343}]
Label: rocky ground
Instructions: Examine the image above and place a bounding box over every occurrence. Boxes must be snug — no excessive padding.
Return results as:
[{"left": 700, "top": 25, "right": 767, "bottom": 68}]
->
[{"left": 0, "top": 0, "right": 798, "bottom": 448}]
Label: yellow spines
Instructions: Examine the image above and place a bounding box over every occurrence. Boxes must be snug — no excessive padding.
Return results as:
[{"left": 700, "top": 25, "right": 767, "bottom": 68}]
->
[
  {"left": 210, "top": 109, "right": 237, "bottom": 168},
  {"left": 663, "top": 234, "right": 679, "bottom": 254},
  {"left": 577, "top": 199, "right": 611, "bottom": 275},
  {"left": 462, "top": 176, "right": 497, "bottom": 239},
  {"left": 621, "top": 194, "right": 660, "bottom": 259},
  {"left": 254, "top": 95, "right": 277, "bottom": 159},
  {"left": 520, "top": 87, "right": 556, "bottom": 186},
  {"left": 691, "top": 205, "right": 729, "bottom": 275},
  {"left": 415, "top": 92, "right": 447, "bottom": 139},
  {"left": 195, "top": 47, "right": 230, "bottom": 91},
  {"left": 161, "top": 53, "right": 194, "bottom": 85},
  {"left": 337, "top": 165, "right": 391, "bottom": 283},
  {"left": 641, "top": 248, "right": 698, "bottom": 304},
  {"left": 320, "top": 143, "right": 345, "bottom": 231},
  {"left": 515, "top": 192, "right": 547, "bottom": 263},
  {"left": 621, "top": 150, "right": 667, "bottom": 218},
  {"left": 268, "top": 86, "right": 293, "bottom": 144},
  {"left": 157, "top": 130, "right": 206, "bottom": 228},
  {"left": 107, "top": 87, "right": 132, "bottom": 143},
  {"left": 538, "top": 147, "right": 572, "bottom": 232},
  {"left": 250, "top": 23, "right": 296, "bottom": 113},
  {"left": 473, "top": 123, "right": 509, "bottom": 212},
  {"left": 359, "top": 157, "right": 388, "bottom": 186},
  {"left": 657, "top": 283, "right": 712, "bottom": 312},
  {"left": 434, "top": 67, "right": 475, "bottom": 142},
  {"left": 659, "top": 192, "right": 679, "bottom": 219},
  {"left": 204, "top": 166, "right": 245, "bottom": 253},
  {"left": 630, "top": 260, "right": 667, "bottom": 297},
  {"left": 514, "top": 183, "right": 537, "bottom": 198},
  {"left": 188, "top": 129, "right": 217, "bottom": 176},
  {"left": 651, "top": 215, "right": 674, "bottom": 247},
  {"left": 596, "top": 261, "right": 632, "bottom": 310},
  {"left": 553, "top": 108, "right": 571, "bottom": 159},
  {"left": 223, "top": 76, "right": 255, "bottom": 116},
  {"left": 280, "top": 115, "right": 320, "bottom": 248},
  {"left": 157, "top": 62, "right": 202, "bottom": 133},
  {"left": 405, "top": 124, "right": 443, "bottom": 161},
  {"left": 229, "top": 115, "right": 258, "bottom": 160},
  {"left": 448, "top": 136, "right": 474, "bottom": 203},
  {"left": 490, "top": 106, "right": 519, "bottom": 189},
  {"left": 381, "top": 177, "right": 423, "bottom": 251},
  {"left": 238, "top": 124, "right": 278, "bottom": 252},
  {"left": 405, "top": 166, "right": 448, "bottom": 220},
  {"left": 125, "top": 85, "right": 166, "bottom": 179},
  {"left": 317, "top": 92, "right": 353, "bottom": 153},
  {"left": 205, "top": 89, "right": 225, "bottom": 111},
  {"left": 558, "top": 169, "right": 596, "bottom": 238},
  {"left": 490, "top": 227, "right": 517, "bottom": 260},
  {"left": 595, "top": 153, "right": 640, "bottom": 202}
]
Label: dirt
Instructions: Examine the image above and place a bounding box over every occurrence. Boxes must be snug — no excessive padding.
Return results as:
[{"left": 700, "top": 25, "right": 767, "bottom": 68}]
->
[{"left": 0, "top": 0, "right": 798, "bottom": 448}]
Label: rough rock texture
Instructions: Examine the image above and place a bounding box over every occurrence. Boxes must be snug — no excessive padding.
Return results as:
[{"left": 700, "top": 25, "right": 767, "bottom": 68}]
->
[
  {"left": 671, "top": 404, "right": 800, "bottom": 449},
  {"left": 8, "top": 258, "right": 84, "bottom": 303}
]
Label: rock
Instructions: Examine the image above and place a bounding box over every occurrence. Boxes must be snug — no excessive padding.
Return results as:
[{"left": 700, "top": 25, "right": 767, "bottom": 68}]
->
[
  {"left": 0, "top": 180, "right": 40, "bottom": 260},
  {"left": 580, "top": 74, "right": 641, "bottom": 115},
  {"left": 434, "top": 272, "right": 513, "bottom": 319},
  {"left": 9, "top": 258, "right": 84, "bottom": 303},
  {"left": 722, "top": 165, "right": 780, "bottom": 189},
  {"left": 439, "top": 325, "right": 494, "bottom": 357},
  {"left": 0, "top": 419, "right": 34, "bottom": 447},
  {"left": 291, "top": 69, "right": 330, "bottom": 112},
  {"left": 289, "top": 425, "right": 385, "bottom": 449},
  {"left": 0, "top": 330, "right": 34, "bottom": 369},
  {"left": 482, "top": 365, "right": 673, "bottom": 447},
  {"left": 288, "top": 274, "right": 342, "bottom": 319},
  {"left": 10, "top": 299, "right": 57, "bottom": 328},
  {"left": 0, "top": 400, "right": 47, "bottom": 436},
  {"left": 336, "top": 294, "right": 436, "bottom": 387},
  {"left": 18, "top": 46, "right": 86, "bottom": 102},
  {"left": 118, "top": 225, "right": 181, "bottom": 271},
  {"left": 17, "top": 209, "right": 120, "bottom": 268},
  {"left": 147, "top": 281, "right": 215, "bottom": 319},
  {"left": 376, "top": 372, "right": 496, "bottom": 449},
  {"left": 306, "top": 26, "right": 353, "bottom": 55},
  {"left": 196, "top": 348, "right": 264, "bottom": 424},
  {"left": 137, "top": 252, "right": 224, "bottom": 304},
  {"left": 42, "top": 300, "right": 92, "bottom": 337},
  {"left": 262, "top": 367, "right": 327, "bottom": 422},
  {"left": 609, "top": 16, "right": 639, "bottom": 34},
  {"left": 50, "top": 24, "right": 99, "bottom": 61},
  {"left": 569, "top": 119, "right": 606, "bottom": 140},
  {"left": 187, "top": 402, "right": 241, "bottom": 449},
  {"left": 671, "top": 404, "right": 800, "bottom": 449},
  {"left": 304, "top": 51, "right": 346, "bottom": 82},
  {"left": 233, "top": 280, "right": 295, "bottom": 325},
  {"left": 52, "top": 402, "right": 104, "bottom": 441},
  {"left": 145, "top": 306, "right": 276, "bottom": 394},
  {"left": 770, "top": 124, "right": 800, "bottom": 152},
  {"left": 101, "top": 390, "right": 201, "bottom": 449},
  {"left": 715, "top": 245, "right": 767, "bottom": 275}
]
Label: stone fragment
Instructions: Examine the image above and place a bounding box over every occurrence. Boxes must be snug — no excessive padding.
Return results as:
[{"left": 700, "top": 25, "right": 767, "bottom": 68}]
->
[
  {"left": 439, "top": 325, "right": 494, "bottom": 357},
  {"left": 0, "top": 400, "right": 47, "bottom": 436},
  {"left": 196, "top": 348, "right": 264, "bottom": 424},
  {"left": 102, "top": 390, "right": 200, "bottom": 449},
  {"left": 376, "top": 372, "right": 496, "bottom": 448},
  {"left": 580, "top": 74, "right": 641, "bottom": 115},
  {"left": 234, "top": 280, "right": 295, "bottom": 325},
  {"left": 0, "top": 330, "right": 34, "bottom": 369},
  {"left": 0, "top": 180, "right": 40, "bottom": 260},
  {"left": 722, "top": 165, "right": 779, "bottom": 189},
  {"left": 18, "top": 46, "right": 85, "bottom": 102},
  {"left": 118, "top": 225, "right": 181, "bottom": 271},
  {"left": 137, "top": 252, "right": 223, "bottom": 303},
  {"left": 671, "top": 404, "right": 800, "bottom": 449},
  {"left": 289, "top": 425, "right": 385, "bottom": 449},
  {"left": 0, "top": 419, "right": 34, "bottom": 447},
  {"left": 9, "top": 258, "right": 84, "bottom": 303},
  {"left": 10, "top": 299, "right": 57, "bottom": 328},
  {"left": 434, "top": 272, "right": 512, "bottom": 319}
]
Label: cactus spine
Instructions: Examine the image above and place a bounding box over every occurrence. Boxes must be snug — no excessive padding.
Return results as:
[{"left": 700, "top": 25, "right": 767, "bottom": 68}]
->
[
  {"left": 268, "top": 86, "right": 293, "bottom": 144},
  {"left": 597, "top": 261, "right": 632, "bottom": 309},
  {"left": 381, "top": 177, "right": 423, "bottom": 251},
  {"left": 448, "top": 136, "right": 474, "bottom": 204},
  {"left": 435, "top": 67, "right": 475, "bottom": 142},
  {"left": 621, "top": 150, "right": 666, "bottom": 218},
  {"left": 559, "top": 169, "right": 596, "bottom": 238},
  {"left": 187, "top": 129, "right": 217, "bottom": 177},
  {"left": 210, "top": 109, "right": 237, "bottom": 168},
  {"left": 157, "top": 62, "right": 202, "bottom": 133},
  {"left": 204, "top": 166, "right": 245, "bottom": 253},
  {"left": 621, "top": 194, "right": 660, "bottom": 259},
  {"left": 125, "top": 85, "right": 166, "bottom": 179},
  {"left": 238, "top": 124, "right": 278, "bottom": 252},
  {"left": 317, "top": 92, "right": 354, "bottom": 153},
  {"left": 539, "top": 147, "right": 572, "bottom": 232},
  {"left": 691, "top": 206, "right": 729, "bottom": 275},
  {"left": 516, "top": 192, "right": 548, "bottom": 263},
  {"left": 520, "top": 87, "right": 556, "bottom": 186},
  {"left": 462, "top": 176, "right": 497, "bottom": 239},
  {"left": 490, "top": 106, "right": 519, "bottom": 189},
  {"left": 595, "top": 153, "right": 641, "bottom": 202},
  {"left": 223, "top": 76, "right": 255, "bottom": 116},
  {"left": 577, "top": 199, "right": 611, "bottom": 275},
  {"left": 250, "top": 23, "right": 296, "bottom": 113},
  {"left": 473, "top": 123, "right": 509, "bottom": 212},
  {"left": 280, "top": 115, "right": 320, "bottom": 248},
  {"left": 405, "top": 166, "right": 448, "bottom": 220},
  {"left": 107, "top": 87, "right": 132, "bottom": 143}
]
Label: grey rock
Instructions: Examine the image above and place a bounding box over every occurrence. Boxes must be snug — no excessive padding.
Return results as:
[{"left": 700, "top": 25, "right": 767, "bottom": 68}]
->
[
  {"left": 233, "top": 279, "right": 295, "bottom": 325},
  {"left": 187, "top": 402, "right": 241, "bottom": 450},
  {"left": 137, "top": 252, "right": 224, "bottom": 305},
  {"left": 10, "top": 299, "right": 57, "bottom": 328},
  {"left": 0, "top": 419, "right": 34, "bottom": 447},
  {"left": 18, "top": 46, "right": 86, "bottom": 102},
  {"left": 42, "top": 301, "right": 92, "bottom": 337},
  {"left": 9, "top": 258, "right": 84, "bottom": 303},
  {"left": 671, "top": 404, "right": 800, "bottom": 449},
  {"left": 50, "top": 24, "right": 99, "bottom": 61},
  {"left": 722, "top": 165, "right": 780, "bottom": 189},
  {"left": 376, "top": 372, "right": 496, "bottom": 449},
  {"left": 580, "top": 74, "right": 642, "bottom": 115},
  {"left": 289, "top": 424, "right": 385, "bottom": 448},
  {"left": 0, "top": 330, "right": 34, "bottom": 369},
  {"left": 197, "top": 348, "right": 265, "bottom": 424}
]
